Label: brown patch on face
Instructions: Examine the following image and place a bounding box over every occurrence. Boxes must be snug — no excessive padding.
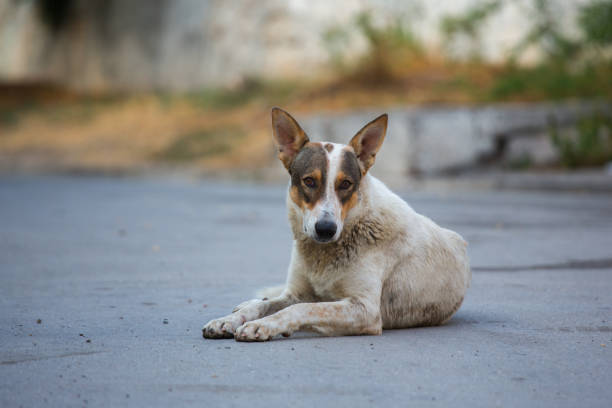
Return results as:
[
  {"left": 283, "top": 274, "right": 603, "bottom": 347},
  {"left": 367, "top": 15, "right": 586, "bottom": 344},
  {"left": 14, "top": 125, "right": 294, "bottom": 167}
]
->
[
  {"left": 336, "top": 149, "right": 362, "bottom": 220},
  {"left": 289, "top": 143, "right": 328, "bottom": 210},
  {"left": 324, "top": 143, "right": 334, "bottom": 153},
  {"left": 340, "top": 188, "right": 359, "bottom": 220},
  {"left": 289, "top": 185, "right": 302, "bottom": 209}
]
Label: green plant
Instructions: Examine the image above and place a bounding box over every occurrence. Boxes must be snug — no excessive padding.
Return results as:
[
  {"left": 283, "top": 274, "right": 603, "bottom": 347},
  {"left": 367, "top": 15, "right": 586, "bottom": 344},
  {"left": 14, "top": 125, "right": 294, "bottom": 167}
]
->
[
  {"left": 509, "top": 0, "right": 580, "bottom": 63},
  {"left": 578, "top": 0, "right": 612, "bottom": 46},
  {"left": 440, "top": 0, "right": 502, "bottom": 60},
  {"left": 322, "top": 25, "right": 352, "bottom": 71},
  {"left": 489, "top": 0, "right": 612, "bottom": 101},
  {"left": 322, "top": 9, "right": 423, "bottom": 85},
  {"left": 489, "top": 62, "right": 611, "bottom": 100},
  {"left": 0, "top": 93, "right": 123, "bottom": 128},
  {"left": 549, "top": 113, "right": 612, "bottom": 168},
  {"left": 157, "top": 127, "right": 244, "bottom": 162},
  {"left": 185, "top": 78, "right": 297, "bottom": 110},
  {"left": 355, "top": 11, "right": 423, "bottom": 82}
]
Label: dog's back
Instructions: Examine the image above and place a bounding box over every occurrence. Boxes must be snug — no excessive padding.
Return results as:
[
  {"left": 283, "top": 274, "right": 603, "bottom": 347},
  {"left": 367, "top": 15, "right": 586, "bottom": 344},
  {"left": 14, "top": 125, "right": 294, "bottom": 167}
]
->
[
  {"left": 338, "top": 174, "right": 471, "bottom": 328},
  {"left": 284, "top": 173, "right": 471, "bottom": 329}
]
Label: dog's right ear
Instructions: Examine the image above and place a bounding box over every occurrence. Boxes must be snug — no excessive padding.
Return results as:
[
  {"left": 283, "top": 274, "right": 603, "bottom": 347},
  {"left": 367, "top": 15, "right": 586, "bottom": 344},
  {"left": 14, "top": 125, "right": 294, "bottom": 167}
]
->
[
  {"left": 271, "top": 107, "right": 309, "bottom": 170},
  {"left": 349, "top": 113, "right": 387, "bottom": 174}
]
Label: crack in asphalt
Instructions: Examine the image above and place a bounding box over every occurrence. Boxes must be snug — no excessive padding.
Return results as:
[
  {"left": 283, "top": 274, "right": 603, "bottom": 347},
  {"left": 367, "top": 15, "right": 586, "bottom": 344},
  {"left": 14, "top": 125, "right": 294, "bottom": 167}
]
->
[
  {"left": 172, "top": 383, "right": 375, "bottom": 396},
  {"left": 473, "top": 257, "right": 612, "bottom": 272},
  {"left": 1, "top": 350, "right": 105, "bottom": 366}
]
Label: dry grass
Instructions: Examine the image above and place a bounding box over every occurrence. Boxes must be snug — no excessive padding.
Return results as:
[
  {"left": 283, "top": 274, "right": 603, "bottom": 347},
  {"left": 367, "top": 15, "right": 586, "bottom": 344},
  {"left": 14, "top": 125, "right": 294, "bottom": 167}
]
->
[
  {"left": 0, "top": 88, "right": 275, "bottom": 173},
  {"left": 0, "top": 54, "right": 605, "bottom": 174},
  {"left": 3, "top": 1, "right": 611, "bottom": 174}
]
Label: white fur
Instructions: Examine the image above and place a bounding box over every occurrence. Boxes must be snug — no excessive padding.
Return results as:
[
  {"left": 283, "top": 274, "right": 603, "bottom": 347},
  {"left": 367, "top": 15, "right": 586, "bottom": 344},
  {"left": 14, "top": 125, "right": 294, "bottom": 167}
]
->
[
  {"left": 203, "top": 144, "right": 471, "bottom": 342},
  {"left": 301, "top": 143, "right": 345, "bottom": 242}
]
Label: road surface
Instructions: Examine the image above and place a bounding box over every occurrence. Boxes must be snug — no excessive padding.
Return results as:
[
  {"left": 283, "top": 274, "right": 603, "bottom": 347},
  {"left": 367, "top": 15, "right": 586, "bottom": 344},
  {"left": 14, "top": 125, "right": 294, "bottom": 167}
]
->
[{"left": 1, "top": 175, "right": 611, "bottom": 407}]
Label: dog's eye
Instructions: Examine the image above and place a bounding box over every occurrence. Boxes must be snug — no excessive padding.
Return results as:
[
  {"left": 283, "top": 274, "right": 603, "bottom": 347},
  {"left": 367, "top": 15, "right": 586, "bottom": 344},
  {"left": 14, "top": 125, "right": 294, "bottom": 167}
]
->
[
  {"left": 339, "top": 180, "right": 352, "bottom": 190},
  {"left": 303, "top": 177, "right": 316, "bottom": 188}
]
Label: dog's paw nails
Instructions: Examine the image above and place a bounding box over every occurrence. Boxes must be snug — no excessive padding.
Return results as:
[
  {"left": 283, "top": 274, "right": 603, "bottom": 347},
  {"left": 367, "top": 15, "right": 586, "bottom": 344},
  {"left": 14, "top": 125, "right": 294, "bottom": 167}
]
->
[
  {"left": 235, "top": 321, "right": 274, "bottom": 342},
  {"left": 202, "top": 318, "right": 236, "bottom": 339}
]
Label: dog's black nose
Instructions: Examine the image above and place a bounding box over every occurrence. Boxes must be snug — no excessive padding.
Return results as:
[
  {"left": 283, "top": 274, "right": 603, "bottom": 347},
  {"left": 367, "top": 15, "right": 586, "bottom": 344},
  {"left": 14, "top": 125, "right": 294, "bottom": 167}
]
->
[{"left": 315, "top": 220, "right": 337, "bottom": 241}]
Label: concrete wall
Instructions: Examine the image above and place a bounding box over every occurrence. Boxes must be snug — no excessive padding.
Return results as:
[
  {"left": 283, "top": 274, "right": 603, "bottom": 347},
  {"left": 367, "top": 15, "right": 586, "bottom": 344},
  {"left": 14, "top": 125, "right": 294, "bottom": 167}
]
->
[
  {"left": 298, "top": 101, "right": 611, "bottom": 177},
  {"left": 0, "top": 0, "right": 588, "bottom": 91}
]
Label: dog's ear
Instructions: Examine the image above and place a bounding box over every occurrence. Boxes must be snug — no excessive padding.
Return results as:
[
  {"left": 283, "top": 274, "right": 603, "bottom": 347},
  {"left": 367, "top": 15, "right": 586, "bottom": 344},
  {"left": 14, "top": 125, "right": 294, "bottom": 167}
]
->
[
  {"left": 271, "top": 107, "right": 309, "bottom": 170},
  {"left": 349, "top": 113, "right": 387, "bottom": 174}
]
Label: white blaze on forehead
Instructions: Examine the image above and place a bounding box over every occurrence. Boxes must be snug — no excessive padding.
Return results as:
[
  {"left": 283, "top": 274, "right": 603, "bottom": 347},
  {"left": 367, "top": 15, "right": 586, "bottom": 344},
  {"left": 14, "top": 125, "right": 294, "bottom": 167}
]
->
[
  {"left": 319, "top": 142, "right": 345, "bottom": 218},
  {"left": 324, "top": 142, "right": 346, "bottom": 191},
  {"left": 299, "top": 142, "right": 346, "bottom": 242}
]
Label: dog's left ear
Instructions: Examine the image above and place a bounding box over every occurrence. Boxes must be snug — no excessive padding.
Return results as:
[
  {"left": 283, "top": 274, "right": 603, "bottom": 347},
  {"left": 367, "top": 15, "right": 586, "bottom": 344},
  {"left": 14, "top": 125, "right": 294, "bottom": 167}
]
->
[
  {"left": 271, "top": 107, "right": 310, "bottom": 170},
  {"left": 349, "top": 113, "right": 388, "bottom": 174}
]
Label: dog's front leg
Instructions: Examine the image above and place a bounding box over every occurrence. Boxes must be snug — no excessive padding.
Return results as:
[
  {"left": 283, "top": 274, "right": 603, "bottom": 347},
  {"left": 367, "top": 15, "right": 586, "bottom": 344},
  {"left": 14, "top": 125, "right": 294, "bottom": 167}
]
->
[
  {"left": 234, "top": 298, "right": 382, "bottom": 341},
  {"left": 202, "top": 294, "right": 298, "bottom": 339}
]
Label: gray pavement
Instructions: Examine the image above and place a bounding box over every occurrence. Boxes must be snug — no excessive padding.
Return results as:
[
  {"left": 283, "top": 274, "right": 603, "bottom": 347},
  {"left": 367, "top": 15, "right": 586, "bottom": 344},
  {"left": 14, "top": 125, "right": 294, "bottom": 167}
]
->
[{"left": 1, "top": 174, "right": 611, "bottom": 407}]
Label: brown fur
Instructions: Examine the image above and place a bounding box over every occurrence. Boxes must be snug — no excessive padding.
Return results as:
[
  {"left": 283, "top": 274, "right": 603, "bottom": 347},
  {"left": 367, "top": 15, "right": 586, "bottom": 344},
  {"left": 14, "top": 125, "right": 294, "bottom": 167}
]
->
[
  {"left": 272, "top": 108, "right": 310, "bottom": 170},
  {"left": 202, "top": 109, "right": 470, "bottom": 342},
  {"left": 290, "top": 207, "right": 393, "bottom": 274},
  {"left": 336, "top": 149, "right": 362, "bottom": 219},
  {"left": 289, "top": 143, "right": 327, "bottom": 210},
  {"left": 340, "top": 189, "right": 359, "bottom": 220},
  {"left": 349, "top": 114, "right": 388, "bottom": 174}
]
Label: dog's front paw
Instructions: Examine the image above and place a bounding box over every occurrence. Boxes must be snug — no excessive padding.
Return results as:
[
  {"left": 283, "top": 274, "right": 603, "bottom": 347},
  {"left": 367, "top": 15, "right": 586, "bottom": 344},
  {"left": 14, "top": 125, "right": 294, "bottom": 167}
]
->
[
  {"left": 235, "top": 320, "right": 279, "bottom": 342},
  {"left": 202, "top": 314, "right": 246, "bottom": 339}
]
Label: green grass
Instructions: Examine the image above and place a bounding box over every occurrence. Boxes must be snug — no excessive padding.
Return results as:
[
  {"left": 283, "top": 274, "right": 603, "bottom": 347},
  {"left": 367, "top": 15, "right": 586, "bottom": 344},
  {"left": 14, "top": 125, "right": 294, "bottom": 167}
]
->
[
  {"left": 157, "top": 127, "right": 245, "bottom": 162},
  {"left": 489, "top": 63, "right": 612, "bottom": 101},
  {"left": 0, "top": 94, "right": 125, "bottom": 128},
  {"left": 183, "top": 78, "right": 299, "bottom": 110},
  {"left": 550, "top": 113, "right": 612, "bottom": 168}
]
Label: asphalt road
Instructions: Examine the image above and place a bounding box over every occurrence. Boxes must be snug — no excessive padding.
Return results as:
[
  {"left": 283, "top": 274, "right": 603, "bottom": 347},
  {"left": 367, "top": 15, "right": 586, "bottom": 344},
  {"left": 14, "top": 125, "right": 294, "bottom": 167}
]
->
[{"left": 1, "top": 174, "right": 611, "bottom": 407}]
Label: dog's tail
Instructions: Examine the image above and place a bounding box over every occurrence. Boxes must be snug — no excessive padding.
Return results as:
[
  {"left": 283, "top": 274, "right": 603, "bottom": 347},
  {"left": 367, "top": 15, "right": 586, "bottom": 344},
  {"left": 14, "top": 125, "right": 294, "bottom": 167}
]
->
[{"left": 255, "top": 284, "right": 285, "bottom": 299}]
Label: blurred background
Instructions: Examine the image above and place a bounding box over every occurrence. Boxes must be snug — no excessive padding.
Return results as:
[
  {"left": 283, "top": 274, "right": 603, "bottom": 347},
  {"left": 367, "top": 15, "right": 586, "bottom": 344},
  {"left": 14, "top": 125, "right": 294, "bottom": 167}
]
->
[
  {"left": 3, "top": 3, "right": 612, "bottom": 405},
  {"left": 1, "top": 0, "right": 611, "bottom": 187}
]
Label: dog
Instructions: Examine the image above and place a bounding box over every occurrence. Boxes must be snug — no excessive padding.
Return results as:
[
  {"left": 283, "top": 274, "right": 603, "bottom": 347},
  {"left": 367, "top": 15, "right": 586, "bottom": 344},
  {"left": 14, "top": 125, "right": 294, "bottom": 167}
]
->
[{"left": 203, "top": 108, "right": 471, "bottom": 341}]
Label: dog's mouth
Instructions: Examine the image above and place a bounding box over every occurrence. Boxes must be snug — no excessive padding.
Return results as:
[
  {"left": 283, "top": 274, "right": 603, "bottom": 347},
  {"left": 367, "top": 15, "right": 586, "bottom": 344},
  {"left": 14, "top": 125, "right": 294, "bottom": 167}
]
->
[{"left": 313, "top": 235, "right": 336, "bottom": 244}]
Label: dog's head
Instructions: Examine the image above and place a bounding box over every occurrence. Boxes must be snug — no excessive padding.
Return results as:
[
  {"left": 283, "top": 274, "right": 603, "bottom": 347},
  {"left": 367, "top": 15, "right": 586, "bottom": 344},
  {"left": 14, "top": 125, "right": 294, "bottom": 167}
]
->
[{"left": 271, "top": 107, "right": 387, "bottom": 243}]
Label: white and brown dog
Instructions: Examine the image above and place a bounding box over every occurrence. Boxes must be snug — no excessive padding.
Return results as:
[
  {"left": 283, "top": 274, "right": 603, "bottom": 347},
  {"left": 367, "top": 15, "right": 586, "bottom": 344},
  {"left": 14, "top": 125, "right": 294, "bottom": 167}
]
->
[{"left": 203, "top": 108, "right": 471, "bottom": 341}]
